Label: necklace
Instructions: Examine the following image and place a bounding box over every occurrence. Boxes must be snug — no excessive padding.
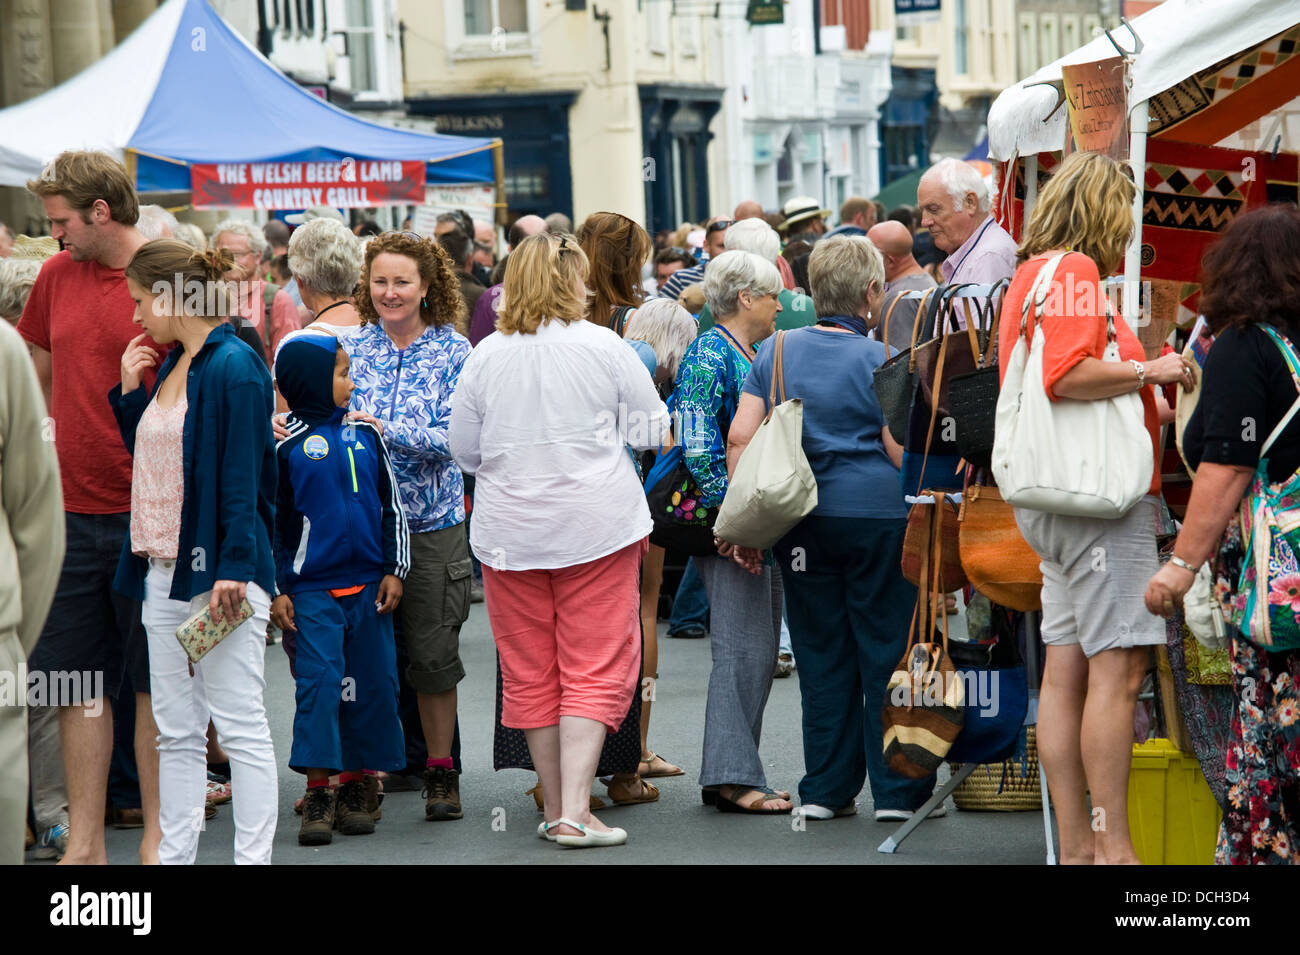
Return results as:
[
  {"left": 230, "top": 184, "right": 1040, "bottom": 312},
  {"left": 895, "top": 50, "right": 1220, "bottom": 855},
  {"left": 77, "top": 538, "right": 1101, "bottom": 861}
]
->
[
  {"left": 314, "top": 300, "right": 349, "bottom": 321},
  {"left": 716, "top": 324, "right": 754, "bottom": 360}
]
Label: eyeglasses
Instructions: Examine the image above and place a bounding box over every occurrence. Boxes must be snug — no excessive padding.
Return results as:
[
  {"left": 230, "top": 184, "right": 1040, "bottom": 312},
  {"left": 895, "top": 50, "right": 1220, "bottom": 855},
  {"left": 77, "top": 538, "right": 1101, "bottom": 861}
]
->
[{"left": 705, "top": 220, "right": 734, "bottom": 235}]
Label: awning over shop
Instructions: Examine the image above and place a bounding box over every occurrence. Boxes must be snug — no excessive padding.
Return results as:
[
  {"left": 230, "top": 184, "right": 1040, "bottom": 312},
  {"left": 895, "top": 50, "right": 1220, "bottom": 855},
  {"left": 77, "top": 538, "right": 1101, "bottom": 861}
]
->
[{"left": 0, "top": 0, "right": 500, "bottom": 206}]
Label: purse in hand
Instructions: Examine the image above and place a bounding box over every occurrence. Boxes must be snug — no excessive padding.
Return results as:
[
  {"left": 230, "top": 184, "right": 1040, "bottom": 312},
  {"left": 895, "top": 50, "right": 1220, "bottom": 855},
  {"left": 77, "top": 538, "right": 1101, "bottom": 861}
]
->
[{"left": 175, "top": 597, "right": 255, "bottom": 664}]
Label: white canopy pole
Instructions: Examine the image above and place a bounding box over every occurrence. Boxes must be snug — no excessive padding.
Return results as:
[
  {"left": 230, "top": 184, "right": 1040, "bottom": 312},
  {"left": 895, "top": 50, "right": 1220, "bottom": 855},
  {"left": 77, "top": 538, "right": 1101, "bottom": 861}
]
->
[{"left": 1123, "top": 98, "right": 1149, "bottom": 329}]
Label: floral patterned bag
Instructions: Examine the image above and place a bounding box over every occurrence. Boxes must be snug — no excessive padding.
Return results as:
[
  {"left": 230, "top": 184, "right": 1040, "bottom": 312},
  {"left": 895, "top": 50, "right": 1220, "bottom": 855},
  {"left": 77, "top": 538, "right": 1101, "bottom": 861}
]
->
[{"left": 1225, "top": 325, "right": 1300, "bottom": 651}]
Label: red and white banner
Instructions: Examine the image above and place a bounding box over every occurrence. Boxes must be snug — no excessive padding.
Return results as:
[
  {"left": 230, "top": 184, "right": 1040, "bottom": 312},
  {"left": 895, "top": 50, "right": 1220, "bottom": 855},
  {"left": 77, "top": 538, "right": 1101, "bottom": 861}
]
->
[{"left": 190, "top": 159, "right": 426, "bottom": 209}]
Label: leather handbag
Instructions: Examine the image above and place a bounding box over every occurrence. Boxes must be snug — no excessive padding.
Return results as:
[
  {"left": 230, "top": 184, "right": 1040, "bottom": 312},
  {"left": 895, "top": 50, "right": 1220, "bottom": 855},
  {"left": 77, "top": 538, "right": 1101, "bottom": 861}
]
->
[
  {"left": 902, "top": 489, "right": 966, "bottom": 590},
  {"left": 992, "top": 253, "right": 1153, "bottom": 518},
  {"left": 916, "top": 285, "right": 984, "bottom": 421},
  {"left": 947, "top": 279, "right": 1009, "bottom": 470},
  {"left": 957, "top": 481, "right": 1042, "bottom": 612},
  {"left": 883, "top": 504, "right": 965, "bottom": 779},
  {"left": 713, "top": 330, "right": 819, "bottom": 550},
  {"left": 873, "top": 287, "right": 940, "bottom": 439}
]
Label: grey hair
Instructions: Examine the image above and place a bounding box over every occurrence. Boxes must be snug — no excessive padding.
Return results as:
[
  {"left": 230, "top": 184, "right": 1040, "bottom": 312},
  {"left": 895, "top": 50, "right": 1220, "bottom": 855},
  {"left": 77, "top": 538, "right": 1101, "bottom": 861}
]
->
[
  {"left": 211, "top": 218, "right": 267, "bottom": 255},
  {"left": 0, "top": 258, "right": 42, "bottom": 322},
  {"left": 624, "top": 298, "right": 698, "bottom": 380},
  {"left": 724, "top": 218, "right": 780, "bottom": 263},
  {"left": 808, "top": 236, "right": 884, "bottom": 319},
  {"left": 925, "top": 157, "right": 991, "bottom": 214},
  {"left": 287, "top": 218, "right": 363, "bottom": 298},
  {"left": 173, "top": 222, "right": 207, "bottom": 251},
  {"left": 702, "top": 250, "right": 782, "bottom": 319},
  {"left": 137, "top": 204, "right": 179, "bottom": 240}
]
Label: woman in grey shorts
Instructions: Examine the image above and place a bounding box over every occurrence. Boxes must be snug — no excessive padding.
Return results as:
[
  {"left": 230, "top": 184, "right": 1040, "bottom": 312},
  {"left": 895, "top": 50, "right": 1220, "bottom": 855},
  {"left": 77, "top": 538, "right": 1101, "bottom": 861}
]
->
[{"left": 995, "top": 152, "right": 1195, "bottom": 865}]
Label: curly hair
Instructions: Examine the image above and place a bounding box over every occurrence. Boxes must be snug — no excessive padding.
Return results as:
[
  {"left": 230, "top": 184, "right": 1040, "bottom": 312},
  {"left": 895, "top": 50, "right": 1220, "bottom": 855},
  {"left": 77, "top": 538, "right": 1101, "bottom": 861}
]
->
[
  {"left": 1199, "top": 204, "right": 1300, "bottom": 336},
  {"left": 355, "top": 232, "right": 464, "bottom": 329},
  {"left": 576, "top": 211, "right": 651, "bottom": 332}
]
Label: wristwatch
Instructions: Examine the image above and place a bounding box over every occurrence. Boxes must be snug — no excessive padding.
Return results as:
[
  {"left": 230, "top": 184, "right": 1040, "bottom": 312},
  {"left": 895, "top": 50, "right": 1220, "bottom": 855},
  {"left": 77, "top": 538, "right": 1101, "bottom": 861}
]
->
[{"left": 1129, "top": 359, "right": 1146, "bottom": 390}]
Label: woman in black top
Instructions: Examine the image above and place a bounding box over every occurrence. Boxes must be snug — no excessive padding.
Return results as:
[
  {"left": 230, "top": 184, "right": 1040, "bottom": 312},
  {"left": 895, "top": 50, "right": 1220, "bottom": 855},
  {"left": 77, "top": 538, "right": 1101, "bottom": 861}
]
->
[{"left": 1145, "top": 204, "right": 1300, "bottom": 864}]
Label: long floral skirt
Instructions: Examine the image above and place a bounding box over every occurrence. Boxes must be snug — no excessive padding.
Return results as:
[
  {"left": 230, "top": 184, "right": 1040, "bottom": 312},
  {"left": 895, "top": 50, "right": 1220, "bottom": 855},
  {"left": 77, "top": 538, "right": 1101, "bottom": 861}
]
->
[{"left": 1216, "top": 634, "right": 1300, "bottom": 864}]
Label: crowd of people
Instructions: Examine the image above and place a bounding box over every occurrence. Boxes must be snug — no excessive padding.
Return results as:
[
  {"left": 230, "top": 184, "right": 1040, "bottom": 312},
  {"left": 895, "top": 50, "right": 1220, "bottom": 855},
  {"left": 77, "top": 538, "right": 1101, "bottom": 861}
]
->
[{"left": 1, "top": 144, "right": 1297, "bottom": 865}]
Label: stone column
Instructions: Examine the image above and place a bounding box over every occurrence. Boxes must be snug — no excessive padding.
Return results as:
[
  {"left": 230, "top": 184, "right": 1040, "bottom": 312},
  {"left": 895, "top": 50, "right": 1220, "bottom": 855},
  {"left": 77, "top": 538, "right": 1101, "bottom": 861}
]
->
[
  {"left": 114, "top": 0, "right": 159, "bottom": 44},
  {"left": 98, "top": 0, "right": 116, "bottom": 54},
  {"left": 50, "top": 0, "right": 103, "bottom": 84},
  {"left": 1, "top": 0, "right": 54, "bottom": 107}
]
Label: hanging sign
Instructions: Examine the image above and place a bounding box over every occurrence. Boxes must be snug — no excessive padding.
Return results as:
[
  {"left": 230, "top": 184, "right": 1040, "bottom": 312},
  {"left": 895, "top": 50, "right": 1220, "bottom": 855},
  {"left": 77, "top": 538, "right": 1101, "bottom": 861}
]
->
[
  {"left": 190, "top": 159, "right": 426, "bottom": 209},
  {"left": 746, "top": 0, "right": 784, "bottom": 25},
  {"left": 411, "top": 184, "right": 497, "bottom": 237},
  {"left": 1063, "top": 56, "right": 1130, "bottom": 159},
  {"left": 895, "top": 0, "right": 941, "bottom": 23}
]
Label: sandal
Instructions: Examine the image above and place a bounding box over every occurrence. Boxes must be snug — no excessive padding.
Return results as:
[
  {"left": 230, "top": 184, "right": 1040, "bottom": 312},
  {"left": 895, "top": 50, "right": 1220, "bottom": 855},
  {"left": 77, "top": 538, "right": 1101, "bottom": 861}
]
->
[
  {"left": 525, "top": 783, "right": 607, "bottom": 813},
  {"left": 715, "top": 785, "right": 792, "bottom": 814},
  {"left": 638, "top": 752, "right": 684, "bottom": 778},
  {"left": 605, "top": 774, "right": 660, "bottom": 805},
  {"left": 206, "top": 776, "right": 232, "bottom": 806}
]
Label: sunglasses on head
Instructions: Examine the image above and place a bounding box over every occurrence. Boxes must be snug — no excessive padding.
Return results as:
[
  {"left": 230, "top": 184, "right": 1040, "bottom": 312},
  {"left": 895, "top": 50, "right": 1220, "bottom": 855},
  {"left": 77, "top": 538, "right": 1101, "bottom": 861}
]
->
[{"left": 705, "top": 220, "right": 734, "bottom": 235}]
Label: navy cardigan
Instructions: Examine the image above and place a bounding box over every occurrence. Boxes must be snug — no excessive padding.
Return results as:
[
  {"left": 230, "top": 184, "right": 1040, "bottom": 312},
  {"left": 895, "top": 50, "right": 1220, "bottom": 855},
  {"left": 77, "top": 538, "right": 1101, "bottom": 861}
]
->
[{"left": 111, "top": 322, "right": 277, "bottom": 602}]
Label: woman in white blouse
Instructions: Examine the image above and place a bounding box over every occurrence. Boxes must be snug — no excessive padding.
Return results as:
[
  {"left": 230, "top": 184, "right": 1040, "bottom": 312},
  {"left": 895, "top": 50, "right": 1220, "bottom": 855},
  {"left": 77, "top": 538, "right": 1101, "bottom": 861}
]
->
[{"left": 449, "top": 233, "right": 669, "bottom": 849}]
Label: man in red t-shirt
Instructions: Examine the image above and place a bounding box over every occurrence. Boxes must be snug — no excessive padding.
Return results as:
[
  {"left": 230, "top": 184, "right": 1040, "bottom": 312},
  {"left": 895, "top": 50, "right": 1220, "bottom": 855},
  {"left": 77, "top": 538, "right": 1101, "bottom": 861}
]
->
[{"left": 17, "top": 151, "right": 160, "bottom": 865}]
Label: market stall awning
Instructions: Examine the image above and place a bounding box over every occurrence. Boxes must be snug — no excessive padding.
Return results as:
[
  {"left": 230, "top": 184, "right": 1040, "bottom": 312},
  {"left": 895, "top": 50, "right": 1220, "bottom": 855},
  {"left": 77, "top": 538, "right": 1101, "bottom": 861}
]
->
[
  {"left": 0, "top": 0, "right": 500, "bottom": 206},
  {"left": 987, "top": 0, "right": 1300, "bottom": 161}
]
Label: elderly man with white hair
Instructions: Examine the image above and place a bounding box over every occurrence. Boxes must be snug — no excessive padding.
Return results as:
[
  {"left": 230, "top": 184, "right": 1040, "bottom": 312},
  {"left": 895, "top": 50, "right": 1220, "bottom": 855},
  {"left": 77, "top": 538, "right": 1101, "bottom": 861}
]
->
[
  {"left": 212, "top": 218, "right": 302, "bottom": 361},
  {"left": 917, "top": 157, "right": 1017, "bottom": 285},
  {"left": 696, "top": 218, "right": 814, "bottom": 335},
  {"left": 136, "top": 204, "right": 179, "bottom": 241}
]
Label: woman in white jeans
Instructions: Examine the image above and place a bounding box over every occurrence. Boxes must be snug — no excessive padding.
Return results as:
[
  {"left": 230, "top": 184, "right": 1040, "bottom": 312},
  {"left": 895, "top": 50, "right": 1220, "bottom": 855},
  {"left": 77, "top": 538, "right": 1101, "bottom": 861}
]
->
[{"left": 110, "top": 239, "right": 280, "bottom": 864}]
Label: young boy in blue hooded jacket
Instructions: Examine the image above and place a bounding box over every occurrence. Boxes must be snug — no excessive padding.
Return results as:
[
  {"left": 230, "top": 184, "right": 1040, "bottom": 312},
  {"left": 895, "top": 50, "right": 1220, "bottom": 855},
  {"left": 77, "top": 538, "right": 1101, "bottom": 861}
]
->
[{"left": 271, "top": 334, "right": 409, "bottom": 846}]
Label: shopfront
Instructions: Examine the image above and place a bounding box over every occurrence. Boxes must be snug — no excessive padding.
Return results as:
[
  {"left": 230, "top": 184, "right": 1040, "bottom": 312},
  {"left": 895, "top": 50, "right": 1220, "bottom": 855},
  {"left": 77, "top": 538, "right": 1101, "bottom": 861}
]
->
[{"left": 639, "top": 84, "right": 724, "bottom": 236}]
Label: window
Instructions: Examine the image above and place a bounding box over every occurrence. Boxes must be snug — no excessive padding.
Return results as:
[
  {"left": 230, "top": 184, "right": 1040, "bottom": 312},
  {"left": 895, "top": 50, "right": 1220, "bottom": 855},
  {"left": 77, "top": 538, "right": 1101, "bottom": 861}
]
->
[
  {"left": 343, "top": 0, "right": 378, "bottom": 92},
  {"left": 1039, "top": 14, "right": 1059, "bottom": 66},
  {"left": 896, "top": 24, "right": 918, "bottom": 43},
  {"left": 465, "top": 0, "right": 528, "bottom": 36},
  {"left": 1018, "top": 12, "right": 1037, "bottom": 74},
  {"left": 954, "top": 0, "right": 969, "bottom": 75},
  {"left": 647, "top": 3, "right": 668, "bottom": 55}
]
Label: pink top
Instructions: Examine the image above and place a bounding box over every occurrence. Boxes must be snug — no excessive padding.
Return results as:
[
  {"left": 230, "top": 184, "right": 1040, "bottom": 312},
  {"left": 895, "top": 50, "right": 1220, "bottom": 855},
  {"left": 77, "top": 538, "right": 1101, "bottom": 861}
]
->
[{"left": 130, "top": 393, "right": 188, "bottom": 559}]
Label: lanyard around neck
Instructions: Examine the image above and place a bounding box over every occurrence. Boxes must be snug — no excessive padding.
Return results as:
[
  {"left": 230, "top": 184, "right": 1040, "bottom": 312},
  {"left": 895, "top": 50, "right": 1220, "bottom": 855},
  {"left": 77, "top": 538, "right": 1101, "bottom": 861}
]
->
[{"left": 716, "top": 324, "right": 753, "bottom": 361}]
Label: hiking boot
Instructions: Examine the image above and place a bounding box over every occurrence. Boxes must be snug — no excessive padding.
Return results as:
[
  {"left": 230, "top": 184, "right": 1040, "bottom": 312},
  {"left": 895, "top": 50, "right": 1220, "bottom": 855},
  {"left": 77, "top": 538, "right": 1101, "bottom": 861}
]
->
[
  {"left": 422, "top": 766, "right": 463, "bottom": 821},
  {"left": 335, "top": 780, "right": 376, "bottom": 836},
  {"left": 362, "top": 773, "right": 382, "bottom": 822},
  {"left": 298, "top": 786, "right": 336, "bottom": 846}
]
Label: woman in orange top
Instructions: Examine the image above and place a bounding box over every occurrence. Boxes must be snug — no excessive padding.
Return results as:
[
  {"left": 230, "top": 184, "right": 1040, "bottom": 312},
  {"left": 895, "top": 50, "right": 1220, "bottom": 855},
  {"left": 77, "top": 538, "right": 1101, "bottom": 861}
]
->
[{"left": 996, "top": 151, "right": 1195, "bottom": 865}]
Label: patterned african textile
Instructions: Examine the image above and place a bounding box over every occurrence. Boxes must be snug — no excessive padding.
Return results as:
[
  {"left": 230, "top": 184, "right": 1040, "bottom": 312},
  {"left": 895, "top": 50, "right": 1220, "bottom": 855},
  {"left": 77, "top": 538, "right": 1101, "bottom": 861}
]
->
[{"left": 675, "top": 328, "right": 751, "bottom": 507}]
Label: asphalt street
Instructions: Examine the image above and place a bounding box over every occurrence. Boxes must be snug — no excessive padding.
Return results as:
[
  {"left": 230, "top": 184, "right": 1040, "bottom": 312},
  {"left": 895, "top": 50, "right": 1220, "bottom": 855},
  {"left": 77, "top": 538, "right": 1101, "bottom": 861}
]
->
[{"left": 91, "top": 600, "right": 1052, "bottom": 865}]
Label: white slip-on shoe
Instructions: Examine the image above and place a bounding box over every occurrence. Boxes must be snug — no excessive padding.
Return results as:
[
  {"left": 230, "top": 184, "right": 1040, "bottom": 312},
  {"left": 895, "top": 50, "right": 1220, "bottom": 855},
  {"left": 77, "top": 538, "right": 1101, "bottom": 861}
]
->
[
  {"left": 873, "top": 805, "right": 947, "bottom": 822},
  {"left": 537, "top": 821, "right": 558, "bottom": 842},
  {"left": 551, "top": 817, "right": 628, "bottom": 848},
  {"left": 795, "top": 802, "right": 857, "bottom": 820}
]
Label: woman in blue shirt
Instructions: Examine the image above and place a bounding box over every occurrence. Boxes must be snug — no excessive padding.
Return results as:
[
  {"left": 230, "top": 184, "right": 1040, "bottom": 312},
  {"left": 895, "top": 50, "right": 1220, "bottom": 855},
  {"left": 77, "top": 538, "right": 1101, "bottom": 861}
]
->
[
  {"left": 112, "top": 239, "right": 278, "bottom": 864},
  {"left": 726, "top": 235, "right": 932, "bottom": 823},
  {"left": 678, "top": 250, "right": 793, "bottom": 813}
]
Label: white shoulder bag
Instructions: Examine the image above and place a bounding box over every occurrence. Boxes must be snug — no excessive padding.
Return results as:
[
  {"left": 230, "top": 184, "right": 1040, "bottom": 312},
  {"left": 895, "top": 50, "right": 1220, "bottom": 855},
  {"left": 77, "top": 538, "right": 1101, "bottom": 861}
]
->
[
  {"left": 992, "top": 253, "right": 1153, "bottom": 519},
  {"left": 713, "top": 330, "right": 818, "bottom": 549}
]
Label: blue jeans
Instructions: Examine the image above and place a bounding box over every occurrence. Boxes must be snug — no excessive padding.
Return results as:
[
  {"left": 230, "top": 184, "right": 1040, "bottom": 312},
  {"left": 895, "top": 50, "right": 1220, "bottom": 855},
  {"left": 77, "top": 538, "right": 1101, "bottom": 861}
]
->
[
  {"left": 775, "top": 515, "right": 935, "bottom": 812},
  {"left": 667, "top": 558, "right": 709, "bottom": 634}
]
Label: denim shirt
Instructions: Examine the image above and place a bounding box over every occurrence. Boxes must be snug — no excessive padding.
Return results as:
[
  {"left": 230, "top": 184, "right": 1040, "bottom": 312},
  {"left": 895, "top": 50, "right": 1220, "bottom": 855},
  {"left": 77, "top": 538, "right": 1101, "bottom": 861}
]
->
[
  {"left": 344, "top": 321, "right": 470, "bottom": 533},
  {"left": 110, "top": 323, "right": 277, "bottom": 601}
]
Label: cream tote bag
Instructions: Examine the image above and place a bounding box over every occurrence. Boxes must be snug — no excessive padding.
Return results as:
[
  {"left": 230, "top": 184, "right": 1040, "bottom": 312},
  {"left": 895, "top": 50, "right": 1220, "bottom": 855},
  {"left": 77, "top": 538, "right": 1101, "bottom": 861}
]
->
[
  {"left": 992, "top": 253, "right": 1153, "bottom": 519},
  {"left": 713, "top": 330, "right": 818, "bottom": 549}
]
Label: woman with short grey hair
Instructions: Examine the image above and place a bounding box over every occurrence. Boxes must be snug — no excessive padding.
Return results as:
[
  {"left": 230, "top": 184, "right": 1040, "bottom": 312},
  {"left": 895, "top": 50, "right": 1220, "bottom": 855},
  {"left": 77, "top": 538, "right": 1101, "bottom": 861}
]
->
[
  {"left": 0, "top": 259, "right": 42, "bottom": 324},
  {"left": 276, "top": 218, "right": 365, "bottom": 357},
  {"left": 723, "top": 235, "right": 927, "bottom": 823},
  {"left": 670, "top": 250, "right": 792, "bottom": 813}
]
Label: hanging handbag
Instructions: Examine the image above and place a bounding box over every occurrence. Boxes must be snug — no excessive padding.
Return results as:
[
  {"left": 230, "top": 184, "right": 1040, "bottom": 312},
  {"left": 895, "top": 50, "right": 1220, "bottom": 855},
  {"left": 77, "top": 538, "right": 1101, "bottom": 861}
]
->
[
  {"left": 947, "top": 279, "right": 1009, "bottom": 470},
  {"left": 1225, "top": 325, "right": 1300, "bottom": 652},
  {"left": 991, "top": 252, "right": 1153, "bottom": 519},
  {"left": 1181, "top": 561, "right": 1229, "bottom": 651},
  {"left": 644, "top": 391, "right": 721, "bottom": 557},
  {"left": 902, "top": 489, "right": 966, "bottom": 589},
  {"left": 873, "top": 286, "right": 940, "bottom": 439},
  {"left": 915, "top": 285, "right": 983, "bottom": 421},
  {"left": 957, "top": 480, "right": 1043, "bottom": 612},
  {"left": 712, "top": 330, "right": 819, "bottom": 550},
  {"left": 883, "top": 506, "right": 965, "bottom": 779}
]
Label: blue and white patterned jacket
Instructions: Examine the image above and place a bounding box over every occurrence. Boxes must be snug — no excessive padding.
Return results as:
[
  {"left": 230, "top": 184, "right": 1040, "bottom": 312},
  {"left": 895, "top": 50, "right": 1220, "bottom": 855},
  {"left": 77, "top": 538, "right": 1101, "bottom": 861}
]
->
[{"left": 344, "top": 321, "right": 470, "bottom": 533}]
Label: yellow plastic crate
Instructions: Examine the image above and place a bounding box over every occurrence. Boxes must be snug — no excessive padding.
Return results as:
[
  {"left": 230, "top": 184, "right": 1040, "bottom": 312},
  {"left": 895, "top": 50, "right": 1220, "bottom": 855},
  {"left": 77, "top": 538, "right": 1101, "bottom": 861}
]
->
[{"left": 1126, "top": 738, "right": 1222, "bottom": 865}]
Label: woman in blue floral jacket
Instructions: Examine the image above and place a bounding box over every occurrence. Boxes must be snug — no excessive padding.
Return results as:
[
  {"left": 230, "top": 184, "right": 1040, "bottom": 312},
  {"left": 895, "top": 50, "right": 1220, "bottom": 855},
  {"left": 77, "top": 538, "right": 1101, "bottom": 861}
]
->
[{"left": 344, "top": 232, "right": 472, "bottom": 823}]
